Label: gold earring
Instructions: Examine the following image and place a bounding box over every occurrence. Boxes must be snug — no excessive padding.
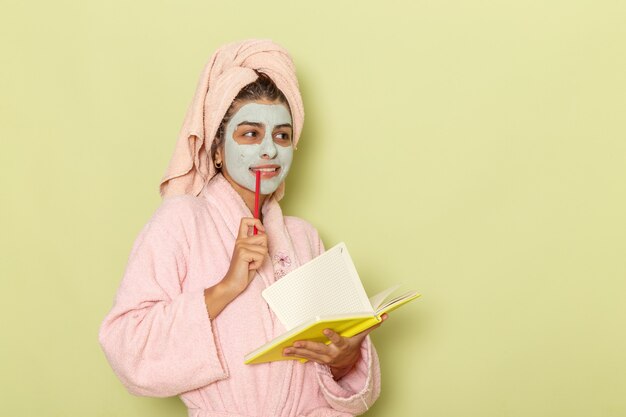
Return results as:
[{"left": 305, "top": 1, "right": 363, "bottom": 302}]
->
[{"left": 214, "top": 160, "right": 222, "bottom": 169}]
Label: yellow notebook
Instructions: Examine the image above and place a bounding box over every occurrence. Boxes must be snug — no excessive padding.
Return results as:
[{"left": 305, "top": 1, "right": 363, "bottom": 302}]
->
[{"left": 244, "top": 243, "right": 420, "bottom": 365}]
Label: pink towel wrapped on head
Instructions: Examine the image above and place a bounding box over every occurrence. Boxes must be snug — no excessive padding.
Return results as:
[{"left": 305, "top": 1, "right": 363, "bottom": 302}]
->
[
  {"left": 100, "top": 39, "right": 381, "bottom": 417},
  {"left": 160, "top": 39, "right": 305, "bottom": 200}
]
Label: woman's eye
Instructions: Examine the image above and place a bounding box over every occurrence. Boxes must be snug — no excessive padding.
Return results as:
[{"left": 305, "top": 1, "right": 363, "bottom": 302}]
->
[
  {"left": 275, "top": 132, "right": 291, "bottom": 141},
  {"left": 243, "top": 131, "right": 257, "bottom": 138}
]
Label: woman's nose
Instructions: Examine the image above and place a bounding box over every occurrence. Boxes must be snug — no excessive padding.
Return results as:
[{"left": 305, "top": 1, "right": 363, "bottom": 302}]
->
[{"left": 259, "top": 134, "right": 278, "bottom": 159}]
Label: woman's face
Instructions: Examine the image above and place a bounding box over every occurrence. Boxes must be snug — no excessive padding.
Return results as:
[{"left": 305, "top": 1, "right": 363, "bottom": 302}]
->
[{"left": 220, "top": 99, "right": 294, "bottom": 195}]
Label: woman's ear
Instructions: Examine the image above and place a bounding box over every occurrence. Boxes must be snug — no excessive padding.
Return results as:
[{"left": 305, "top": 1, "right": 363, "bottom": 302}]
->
[{"left": 213, "top": 146, "right": 224, "bottom": 169}]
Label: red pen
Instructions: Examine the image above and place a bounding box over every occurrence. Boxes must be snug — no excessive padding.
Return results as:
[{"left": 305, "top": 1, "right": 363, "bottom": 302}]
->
[{"left": 253, "top": 170, "right": 261, "bottom": 235}]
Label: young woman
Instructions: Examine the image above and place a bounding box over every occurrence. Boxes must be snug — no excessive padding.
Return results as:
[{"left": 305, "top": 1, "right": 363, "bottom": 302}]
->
[{"left": 100, "top": 39, "right": 384, "bottom": 417}]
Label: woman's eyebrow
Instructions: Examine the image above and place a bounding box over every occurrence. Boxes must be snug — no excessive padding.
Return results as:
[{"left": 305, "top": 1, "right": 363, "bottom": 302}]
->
[
  {"left": 274, "top": 123, "right": 293, "bottom": 130},
  {"left": 237, "top": 121, "right": 264, "bottom": 128}
]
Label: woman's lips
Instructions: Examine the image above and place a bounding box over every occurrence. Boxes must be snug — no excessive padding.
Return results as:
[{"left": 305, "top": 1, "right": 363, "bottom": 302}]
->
[{"left": 250, "top": 165, "right": 281, "bottom": 179}]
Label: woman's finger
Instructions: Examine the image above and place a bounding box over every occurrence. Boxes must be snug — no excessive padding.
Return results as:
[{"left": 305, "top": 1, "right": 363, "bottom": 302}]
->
[
  {"left": 283, "top": 347, "right": 331, "bottom": 364},
  {"left": 237, "top": 218, "right": 265, "bottom": 238},
  {"left": 239, "top": 234, "right": 268, "bottom": 247},
  {"left": 236, "top": 243, "right": 268, "bottom": 258},
  {"left": 239, "top": 249, "right": 267, "bottom": 269},
  {"left": 323, "top": 329, "right": 347, "bottom": 348},
  {"left": 355, "top": 323, "right": 381, "bottom": 340},
  {"left": 292, "top": 340, "right": 331, "bottom": 355}
]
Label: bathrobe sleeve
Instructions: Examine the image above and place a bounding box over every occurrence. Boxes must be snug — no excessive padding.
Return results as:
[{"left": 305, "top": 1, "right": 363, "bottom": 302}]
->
[
  {"left": 310, "top": 232, "right": 382, "bottom": 414},
  {"left": 99, "top": 197, "right": 227, "bottom": 397},
  {"left": 314, "top": 339, "right": 381, "bottom": 414}
]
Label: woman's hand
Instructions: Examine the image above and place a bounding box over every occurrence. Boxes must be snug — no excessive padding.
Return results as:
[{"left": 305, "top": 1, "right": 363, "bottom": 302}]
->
[
  {"left": 204, "top": 217, "right": 267, "bottom": 319},
  {"left": 283, "top": 314, "right": 388, "bottom": 380},
  {"left": 223, "top": 217, "right": 268, "bottom": 293}
]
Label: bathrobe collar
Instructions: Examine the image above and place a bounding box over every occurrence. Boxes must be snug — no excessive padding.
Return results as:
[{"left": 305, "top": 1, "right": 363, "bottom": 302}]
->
[{"left": 200, "top": 173, "right": 300, "bottom": 287}]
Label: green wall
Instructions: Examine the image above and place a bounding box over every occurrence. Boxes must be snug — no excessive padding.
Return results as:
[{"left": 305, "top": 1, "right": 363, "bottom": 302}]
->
[{"left": 1, "top": 1, "right": 625, "bottom": 416}]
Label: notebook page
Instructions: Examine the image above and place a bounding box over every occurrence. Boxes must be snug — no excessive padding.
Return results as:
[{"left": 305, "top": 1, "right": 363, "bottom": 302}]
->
[
  {"left": 368, "top": 284, "right": 400, "bottom": 310},
  {"left": 262, "top": 243, "right": 373, "bottom": 330}
]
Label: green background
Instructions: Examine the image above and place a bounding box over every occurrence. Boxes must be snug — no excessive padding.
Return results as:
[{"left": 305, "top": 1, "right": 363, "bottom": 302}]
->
[{"left": 2, "top": 1, "right": 625, "bottom": 416}]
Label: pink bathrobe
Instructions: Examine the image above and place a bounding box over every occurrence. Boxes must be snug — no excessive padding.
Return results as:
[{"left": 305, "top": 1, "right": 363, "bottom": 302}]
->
[{"left": 99, "top": 174, "right": 381, "bottom": 417}]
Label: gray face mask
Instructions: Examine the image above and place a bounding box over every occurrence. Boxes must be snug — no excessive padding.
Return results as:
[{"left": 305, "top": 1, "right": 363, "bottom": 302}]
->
[{"left": 224, "top": 103, "right": 294, "bottom": 194}]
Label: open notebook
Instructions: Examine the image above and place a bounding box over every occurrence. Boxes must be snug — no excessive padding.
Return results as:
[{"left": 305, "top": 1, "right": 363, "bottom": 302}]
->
[{"left": 244, "top": 242, "right": 420, "bottom": 364}]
